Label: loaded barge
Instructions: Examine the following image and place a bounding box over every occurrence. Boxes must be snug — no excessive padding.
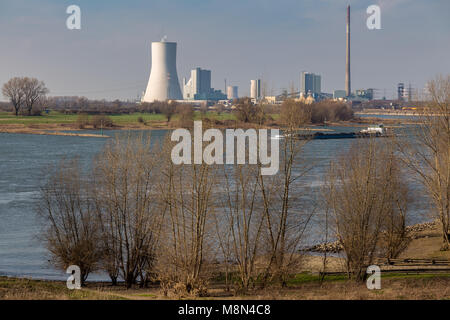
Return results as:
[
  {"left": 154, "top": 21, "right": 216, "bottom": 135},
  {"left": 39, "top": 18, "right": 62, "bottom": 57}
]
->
[{"left": 294, "top": 124, "right": 388, "bottom": 140}]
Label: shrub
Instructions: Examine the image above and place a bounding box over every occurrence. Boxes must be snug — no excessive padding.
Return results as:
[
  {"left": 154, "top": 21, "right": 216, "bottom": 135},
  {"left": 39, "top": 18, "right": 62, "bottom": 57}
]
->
[
  {"left": 91, "top": 115, "right": 113, "bottom": 129},
  {"left": 234, "top": 98, "right": 266, "bottom": 124},
  {"left": 75, "top": 113, "right": 89, "bottom": 129}
]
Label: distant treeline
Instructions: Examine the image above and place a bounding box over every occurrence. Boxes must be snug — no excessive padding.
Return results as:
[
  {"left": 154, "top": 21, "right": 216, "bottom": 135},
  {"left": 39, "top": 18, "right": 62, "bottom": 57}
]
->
[{"left": 1, "top": 95, "right": 354, "bottom": 125}]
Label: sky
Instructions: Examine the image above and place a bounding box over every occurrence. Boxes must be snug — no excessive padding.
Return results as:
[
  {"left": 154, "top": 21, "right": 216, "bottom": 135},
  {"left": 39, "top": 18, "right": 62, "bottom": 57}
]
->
[{"left": 0, "top": 0, "right": 449, "bottom": 101}]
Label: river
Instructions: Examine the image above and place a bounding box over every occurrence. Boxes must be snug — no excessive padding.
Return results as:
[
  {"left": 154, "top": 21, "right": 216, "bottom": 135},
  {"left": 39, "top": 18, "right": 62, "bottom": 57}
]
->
[{"left": 0, "top": 124, "right": 431, "bottom": 280}]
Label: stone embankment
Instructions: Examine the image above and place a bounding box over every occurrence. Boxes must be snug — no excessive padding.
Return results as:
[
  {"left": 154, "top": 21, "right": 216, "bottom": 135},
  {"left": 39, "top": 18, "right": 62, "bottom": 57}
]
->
[{"left": 306, "top": 220, "right": 438, "bottom": 253}]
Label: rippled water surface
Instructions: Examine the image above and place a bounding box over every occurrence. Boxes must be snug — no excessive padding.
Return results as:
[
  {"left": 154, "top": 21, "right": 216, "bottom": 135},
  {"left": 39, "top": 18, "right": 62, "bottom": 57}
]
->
[{"left": 0, "top": 125, "right": 430, "bottom": 280}]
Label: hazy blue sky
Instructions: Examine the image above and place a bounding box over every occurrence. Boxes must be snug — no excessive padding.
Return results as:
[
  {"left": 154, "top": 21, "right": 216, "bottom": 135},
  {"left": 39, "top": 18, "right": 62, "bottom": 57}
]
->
[{"left": 0, "top": 0, "right": 449, "bottom": 100}]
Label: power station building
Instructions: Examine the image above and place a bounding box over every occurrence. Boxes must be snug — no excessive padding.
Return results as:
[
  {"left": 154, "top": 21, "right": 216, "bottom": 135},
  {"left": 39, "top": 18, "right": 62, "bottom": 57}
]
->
[
  {"left": 183, "top": 67, "right": 226, "bottom": 101},
  {"left": 301, "top": 72, "right": 321, "bottom": 96},
  {"left": 356, "top": 88, "right": 374, "bottom": 100},
  {"left": 227, "top": 86, "right": 238, "bottom": 100},
  {"left": 250, "top": 79, "right": 261, "bottom": 100},
  {"left": 142, "top": 40, "right": 183, "bottom": 102}
]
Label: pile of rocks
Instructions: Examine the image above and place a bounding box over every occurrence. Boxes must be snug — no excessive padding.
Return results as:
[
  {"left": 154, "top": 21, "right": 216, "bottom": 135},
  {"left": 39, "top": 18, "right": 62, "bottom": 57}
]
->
[
  {"left": 305, "top": 221, "right": 439, "bottom": 254},
  {"left": 305, "top": 240, "right": 343, "bottom": 253},
  {"left": 406, "top": 220, "right": 438, "bottom": 233}
]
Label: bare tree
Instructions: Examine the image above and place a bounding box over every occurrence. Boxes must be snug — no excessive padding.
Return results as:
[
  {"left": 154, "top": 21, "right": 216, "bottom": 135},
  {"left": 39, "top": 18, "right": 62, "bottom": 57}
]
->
[
  {"left": 379, "top": 141, "right": 410, "bottom": 259},
  {"left": 259, "top": 101, "right": 313, "bottom": 287},
  {"left": 22, "top": 77, "right": 49, "bottom": 116},
  {"left": 156, "top": 139, "right": 216, "bottom": 296},
  {"left": 325, "top": 138, "right": 409, "bottom": 281},
  {"left": 215, "top": 104, "right": 225, "bottom": 116},
  {"left": 75, "top": 113, "right": 89, "bottom": 129},
  {"left": 176, "top": 104, "right": 194, "bottom": 128},
  {"left": 199, "top": 102, "right": 208, "bottom": 117},
  {"left": 161, "top": 101, "right": 177, "bottom": 123},
  {"left": 37, "top": 159, "right": 101, "bottom": 285},
  {"left": 2, "top": 77, "right": 26, "bottom": 116},
  {"left": 217, "top": 164, "right": 265, "bottom": 294},
  {"left": 234, "top": 98, "right": 257, "bottom": 123},
  {"left": 279, "top": 99, "right": 311, "bottom": 129},
  {"left": 92, "top": 135, "right": 165, "bottom": 288},
  {"left": 397, "top": 75, "right": 450, "bottom": 249},
  {"left": 214, "top": 104, "right": 313, "bottom": 292}
]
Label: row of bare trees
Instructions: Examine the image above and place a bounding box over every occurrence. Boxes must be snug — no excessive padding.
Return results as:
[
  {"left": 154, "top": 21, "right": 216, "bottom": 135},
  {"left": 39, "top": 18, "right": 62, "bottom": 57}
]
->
[
  {"left": 37, "top": 112, "right": 411, "bottom": 290},
  {"left": 323, "top": 75, "right": 450, "bottom": 280},
  {"left": 38, "top": 109, "right": 313, "bottom": 294},
  {"left": 233, "top": 98, "right": 354, "bottom": 125},
  {"left": 397, "top": 75, "right": 450, "bottom": 249},
  {"left": 38, "top": 75, "right": 449, "bottom": 291},
  {"left": 2, "top": 77, "right": 48, "bottom": 116}
]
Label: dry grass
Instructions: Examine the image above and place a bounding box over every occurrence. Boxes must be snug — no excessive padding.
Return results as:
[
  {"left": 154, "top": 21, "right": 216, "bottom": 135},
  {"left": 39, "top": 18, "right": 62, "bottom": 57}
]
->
[
  {"left": 400, "top": 229, "right": 450, "bottom": 260},
  {"left": 0, "top": 277, "right": 124, "bottom": 300},
  {"left": 256, "top": 277, "right": 450, "bottom": 300},
  {"left": 1, "top": 275, "right": 449, "bottom": 300},
  {"left": 2, "top": 226, "right": 449, "bottom": 300}
]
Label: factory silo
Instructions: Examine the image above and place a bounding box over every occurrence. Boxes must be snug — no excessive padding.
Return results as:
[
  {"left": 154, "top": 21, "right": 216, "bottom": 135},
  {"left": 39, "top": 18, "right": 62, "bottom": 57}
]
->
[
  {"left": 142, "top": 41, "right": 183, "bottom": 102},
  {"left": 250, "top": 80, "right": 257, "bottom": 99},
  {"left": 250, "top": 79, "right": 261, "bottom": 99}
]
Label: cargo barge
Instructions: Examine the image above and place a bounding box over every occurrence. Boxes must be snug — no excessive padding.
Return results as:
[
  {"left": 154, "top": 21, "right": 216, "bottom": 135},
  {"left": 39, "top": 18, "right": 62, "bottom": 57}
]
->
[{"left": 293, "top": 124, "right": 388, "bottom": 140}]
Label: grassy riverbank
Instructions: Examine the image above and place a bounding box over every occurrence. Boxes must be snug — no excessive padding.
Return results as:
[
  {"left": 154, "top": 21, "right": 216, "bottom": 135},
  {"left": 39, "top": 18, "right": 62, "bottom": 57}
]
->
[
  {"left": 1, "top": 273, "right": 449, "bottom": 300},
  {"left": 0, "top": 111, "right": 237, "bottom": 125},
  {"left": 0, "top": 110, "right": 412, "bottom": 137},
  {"left": 0, "top": 111, "right": 268, "bottom": 136},
  {"left": 1, "top": 224, "right": 449, "bottom": 300}
]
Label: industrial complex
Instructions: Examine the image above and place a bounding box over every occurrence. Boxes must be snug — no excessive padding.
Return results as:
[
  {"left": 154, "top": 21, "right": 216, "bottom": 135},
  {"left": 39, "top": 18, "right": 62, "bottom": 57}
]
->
[{"left": 141, "top": 5, "right": 418, "bottom": 109}]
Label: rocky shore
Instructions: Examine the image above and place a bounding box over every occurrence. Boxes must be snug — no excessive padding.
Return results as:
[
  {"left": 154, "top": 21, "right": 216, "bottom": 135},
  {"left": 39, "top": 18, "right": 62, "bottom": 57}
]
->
[{"left": 305, "top": 220, "right": 438, "bottom": 253}]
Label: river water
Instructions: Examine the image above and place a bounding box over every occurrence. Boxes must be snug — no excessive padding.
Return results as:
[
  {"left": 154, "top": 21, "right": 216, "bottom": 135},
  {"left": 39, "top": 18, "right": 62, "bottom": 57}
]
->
[{"left": 0, "top": 124, "right": 430, "bottom": 280}]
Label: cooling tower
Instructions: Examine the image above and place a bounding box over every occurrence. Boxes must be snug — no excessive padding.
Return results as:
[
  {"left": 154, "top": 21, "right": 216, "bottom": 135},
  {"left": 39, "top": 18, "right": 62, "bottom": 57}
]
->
[{"left": 142, "top": 41, "right": 183, "bottom": 102}]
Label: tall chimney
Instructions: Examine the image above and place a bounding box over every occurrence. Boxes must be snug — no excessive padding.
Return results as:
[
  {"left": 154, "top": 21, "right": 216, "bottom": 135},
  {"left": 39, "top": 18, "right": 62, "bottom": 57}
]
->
[{"left": 345, "top": 5, "right": 351, "bottom": 97}]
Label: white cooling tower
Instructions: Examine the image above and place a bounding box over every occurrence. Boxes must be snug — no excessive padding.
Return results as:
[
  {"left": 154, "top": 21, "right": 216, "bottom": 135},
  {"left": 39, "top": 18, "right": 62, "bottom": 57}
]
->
[{"left": 142, "top": 41, "right": 183, "bottom": 102}]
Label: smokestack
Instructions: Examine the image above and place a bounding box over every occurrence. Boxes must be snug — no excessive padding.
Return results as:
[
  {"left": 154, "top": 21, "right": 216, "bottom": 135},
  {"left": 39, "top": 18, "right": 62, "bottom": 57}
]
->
[{"left": 345, "top": 5, "right": 351, "bottom": 97}]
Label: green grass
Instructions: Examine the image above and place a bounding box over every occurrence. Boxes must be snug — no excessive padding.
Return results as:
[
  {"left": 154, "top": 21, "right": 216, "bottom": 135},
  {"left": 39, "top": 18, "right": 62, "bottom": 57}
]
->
[
  {"left": 287, "top": 272, "right": 348, "bottom": 285},
  {"left": 134, "top": 293, "right": 157, "bottom": 298},
  {"left": 0, "top": 111, "right": 239, "bottom": 125},
  {"left": 286, "top": 272, "right": 450, "bottom": 286},
  {"left": 0, "top": 111, "right": 79, "bottom": 124},
  {"left": 380, "top": 272, "right": 450, "bottom": 279},
  {"left": 109, "top": 113, "right": 166, "bottom": 123}
]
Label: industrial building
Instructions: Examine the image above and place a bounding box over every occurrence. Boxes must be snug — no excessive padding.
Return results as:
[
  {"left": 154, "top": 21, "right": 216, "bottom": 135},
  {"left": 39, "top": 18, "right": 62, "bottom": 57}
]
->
[
  {"left": 250, "top": 79, "right": 261, "bottom": 100},
  {"left": 333, "top": 90, "right": 347, "bottom": 99},
  {"left": 356, "top": 88, "right": 374, "bottom": 100},
  {"left": 183, "top": 67, "right": 226, "bottom": 101},
  {"left": 397, "top": 83, "right": 413, "bottom": 102},
  {"left": 227, "top": 86, "right": 238, "bottom": 100},
  {"left": 142, "top": 40, "right": 183, "bottom": 102},
  {"left": 397, "top": 83, "right": 405, "bottom": 101},
  {"left": 301, "top": 72, "right": 321, "bottom": 96}
]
